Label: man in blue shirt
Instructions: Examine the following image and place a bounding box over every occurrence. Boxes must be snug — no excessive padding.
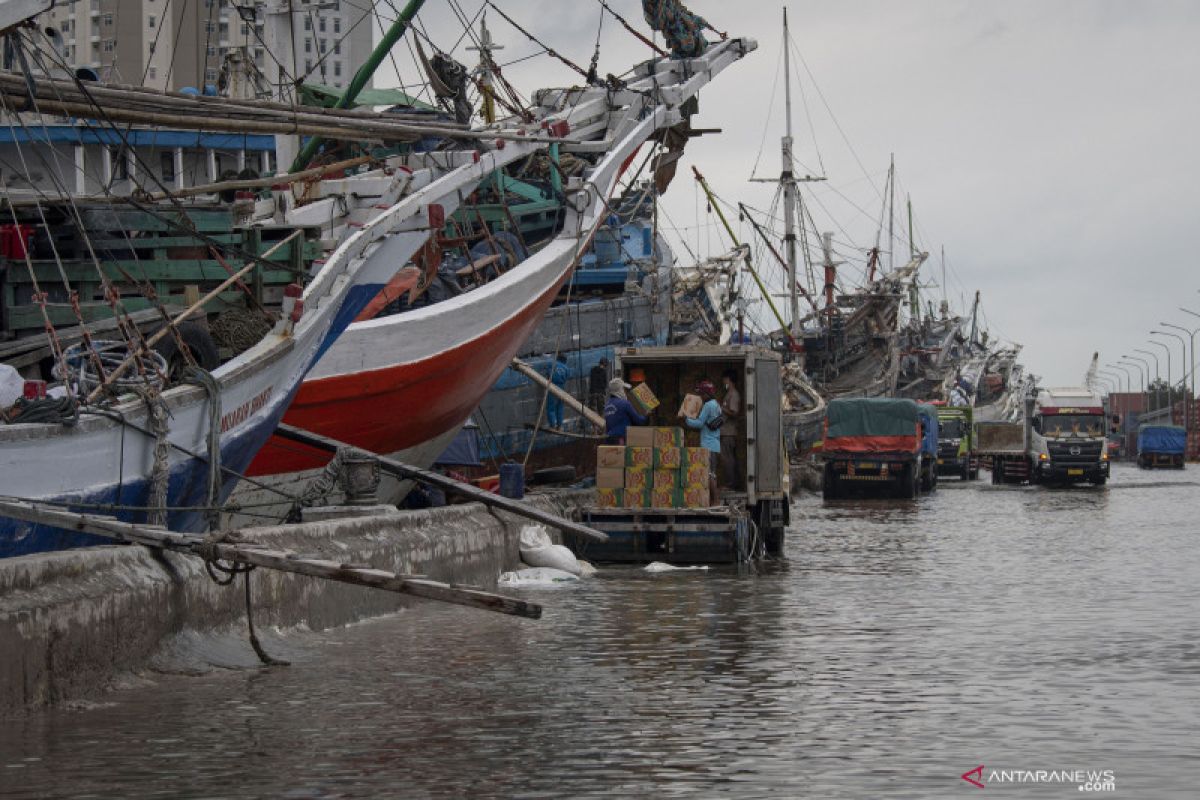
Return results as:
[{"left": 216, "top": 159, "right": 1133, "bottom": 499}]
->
[
  {"left": 546, "top": 354, "right": 569, "bottom": 430},
  {"left": 681, "top": 378, "right": 721, "bottom": 502},
  {"left": 604, "top": 378, "right": 647, "bottom": 444}
]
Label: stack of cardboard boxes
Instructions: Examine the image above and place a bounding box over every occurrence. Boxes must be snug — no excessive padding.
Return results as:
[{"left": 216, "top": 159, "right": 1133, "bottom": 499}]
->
[{"left": 596, "top": 426, "right": 711, "bottom": 509}]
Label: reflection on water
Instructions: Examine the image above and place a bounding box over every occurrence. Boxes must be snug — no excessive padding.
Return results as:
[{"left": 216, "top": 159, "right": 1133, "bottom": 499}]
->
[{"left": 2, "top": 464, "right": 1198, "bottom": 798}]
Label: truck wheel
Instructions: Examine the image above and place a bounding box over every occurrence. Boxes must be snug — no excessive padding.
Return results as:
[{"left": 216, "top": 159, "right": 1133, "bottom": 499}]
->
[
  {"left": 1094, "top": 476, "right": 1107, "bottom": 486},
  {"left": 900, "top": 464, "right": 918, "bottom": 499},
  {"left": 822, "top": 464, "right": 839, "bottom": 500},
  {"left": 991, "top": 464, "right": 1001, "bottom": 485}
]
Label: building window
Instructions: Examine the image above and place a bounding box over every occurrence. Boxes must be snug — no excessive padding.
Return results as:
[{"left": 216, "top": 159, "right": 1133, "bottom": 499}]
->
[
  {"left": 148, "top": 66, "right": 156, "bottom": 80},
  {"left": 111, "top": 147, "right": 128, "bottom": 179},
  {"left": 102, "top": 39, "right": 114, "bottom": 52},
  {"left": 333, "top": 61, "right": 341, "bottom": 77},
  {"left": 318, "top": 38, "right": 326, "bottom": 53},
  {"left": 205, "top": 21, "right": 215, "bottom": 33},
  {"left": 305, "top": 59, "right": 312, "bottom": 72},
  {"left": 206, "top": 45, "right": 217, "bottom": 56},
  {"left": 240, "top": 23, "right": 248, "bottom": 36},
  {"left": 161, "top": 151, "right": 175, "bottom": 182},
  {"left": 102, "top": 12, "right": 112, "bottom": 24},
  {"left": 147, "top": 14, "right": 155, "bottom": 27},
  {"left": 304, "top": 38, "right": 311, "bottom": 54},
  {"left": 61, "top": 19, "right": 69, "bottom": 32},
  {"left": 333, "top": 42, "right": 340, "bottom": 55},
  {"left": 304, "top": 18, "right": 311, "bottom": 31},
  {"left": 205, "top": 67, "right": 217, "bottom": 81},
  {"left": 319, "top": 18, "right": 326, "bottom": 33},
  {"left": 333, "top": 18, "right": 340, "bottom": 34}
]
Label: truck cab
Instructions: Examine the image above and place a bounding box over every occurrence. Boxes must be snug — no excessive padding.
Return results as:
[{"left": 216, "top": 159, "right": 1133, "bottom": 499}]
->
[
  {"left": 1029, "top": 387, "right": 1109, "bottom": 485},
  {"left": 935, "top": 405, "right": 977, "bottom": 480}
]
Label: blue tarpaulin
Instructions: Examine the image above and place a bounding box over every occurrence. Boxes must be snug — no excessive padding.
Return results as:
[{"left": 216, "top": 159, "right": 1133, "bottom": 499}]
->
[
  {"left": 1137, "top": 424, "right": 1185, "bottom": 455},
  {"left": 435, "top": 420, "right": 482, "bottom": 466},
  {"left": 917, "top": 404, "right": 940, "bottom": 457}
]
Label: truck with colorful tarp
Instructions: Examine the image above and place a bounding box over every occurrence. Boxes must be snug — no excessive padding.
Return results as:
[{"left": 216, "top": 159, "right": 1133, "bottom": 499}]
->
[
  {"left": 1136, "top": 424, "right": 1186, "bottom": 469},
  {"left": 821, "top": 398, "right": 937, "bottom": 499},
  {"left": 935, "top": 405, "right": 978, "bottom": 480},
  {"left": 1029, "top": 387, "right": 1109, "bottom": 485}
]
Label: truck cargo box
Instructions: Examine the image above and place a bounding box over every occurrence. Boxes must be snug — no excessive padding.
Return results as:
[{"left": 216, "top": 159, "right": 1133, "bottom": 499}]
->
[
  {"left": 824, "top": 397, "right": 920, "bottom": 454},
  {"left": 976, "top": 421, "right": 1025, "bottom": 454},
  {"left": 1137, "top": 424, "right": 1186, "bottom": 455}
]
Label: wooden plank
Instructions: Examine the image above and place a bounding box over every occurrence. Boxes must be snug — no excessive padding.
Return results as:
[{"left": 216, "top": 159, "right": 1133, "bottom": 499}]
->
[
  {"left": 8, "top": 261, "right": 297, "bottom": 284},
  {"left": 0, "top": 499, "right": 542, "bottom": 620},
  {"left": 510, "top": 358, "right": 606, "bottom": 430},
  {"left": 274, "top": 424, "right": 609, "bottom": 543}
]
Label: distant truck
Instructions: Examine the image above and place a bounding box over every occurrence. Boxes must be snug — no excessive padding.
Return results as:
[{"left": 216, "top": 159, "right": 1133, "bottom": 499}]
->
[
  {"left": 821, "top": 398, "right": 938, "bottom": 499},
  {"left": 976, "top": 420, "right": 1030, "bottom": 484},
  {"left": 935, "top": 405, "right": 978, "bottom": 480},
  {"left": 1029, "top": 387, "right": 1109, "bottom": 485},
  {"left": 1137, "top": 424, "right": 1186, "bottom": 469}
]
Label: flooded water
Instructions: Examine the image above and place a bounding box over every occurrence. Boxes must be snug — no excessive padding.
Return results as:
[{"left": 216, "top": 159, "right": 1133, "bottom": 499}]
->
[{"left": 3, "top": 464, "right": 1199, "bottom": 798}]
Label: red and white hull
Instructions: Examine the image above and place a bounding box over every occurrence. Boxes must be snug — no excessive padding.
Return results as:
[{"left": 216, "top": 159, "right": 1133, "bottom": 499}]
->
[{"left": 233, "top": 39, "right": 758, "bottom": 521}]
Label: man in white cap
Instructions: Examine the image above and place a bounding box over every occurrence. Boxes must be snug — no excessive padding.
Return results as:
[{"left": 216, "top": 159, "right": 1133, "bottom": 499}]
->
[{"left": 603, "top": 377, "right": 648, "bottom": 444}]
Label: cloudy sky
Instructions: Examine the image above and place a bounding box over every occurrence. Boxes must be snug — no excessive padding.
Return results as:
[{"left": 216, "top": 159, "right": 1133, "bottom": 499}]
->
[{"left": 382, "top": 1, "right": 1200, "bottom": 388}]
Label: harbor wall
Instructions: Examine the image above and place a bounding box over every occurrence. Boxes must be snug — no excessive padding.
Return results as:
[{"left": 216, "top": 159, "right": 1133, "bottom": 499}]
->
[{"left": 0, "top": 491, "right": 589, "bottom": 714}]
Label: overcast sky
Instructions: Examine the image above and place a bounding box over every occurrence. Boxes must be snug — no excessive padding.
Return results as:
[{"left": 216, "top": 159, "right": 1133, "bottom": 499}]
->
[{"left": 384, "top": 1, "right": 1200, "bottom": 388}]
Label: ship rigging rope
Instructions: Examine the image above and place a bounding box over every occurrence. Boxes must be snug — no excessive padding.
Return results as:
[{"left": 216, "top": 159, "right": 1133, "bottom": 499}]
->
[
  {"left": 11, "top": 36, "right": 250, "bottom": 376},
  {"left": 0, "top": 59, "right": 152, "bottom": 388},
  {"left": 521, "top": 139, "right": 661, "bottom": 466}
]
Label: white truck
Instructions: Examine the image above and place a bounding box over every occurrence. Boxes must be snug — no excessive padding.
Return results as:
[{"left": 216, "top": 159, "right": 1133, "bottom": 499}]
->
[{"left": 1028, "top": 387, "right": 1110, "bottom": 485}]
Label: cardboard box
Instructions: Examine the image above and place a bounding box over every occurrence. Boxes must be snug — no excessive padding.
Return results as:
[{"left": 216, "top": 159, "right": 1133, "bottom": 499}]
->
[
  {"left": 624, "top": 467, "right": 650, "bottom": 490},
  {"left": 653, "top": 427, "right": 684, "bottom": 449},
  {"left": 652, "top": 468, "right": 680, "bottom": 489},
  {"left": 625, "top": 446, "right": 653, "bottom": 469},
  {"left": 650, "top": 487, "right": 682, "bottom": 509},
  {"left": 678, "top": 393, "right": 704, "bottom": 419},
  {"left": 596, "top": 488, "right": 623, "bottom": 508},
  {"left": 596, "top": 445, "right": 625, "bottom": 469},
  {"left": 629, "top": 382, "right": 659, "bottom": 415},
  {"left": 683, "top": 462, "right": 708, "bottom": 486},
  {"left": 622, "top": 488, "right": 649, "bottom": 508},
  {"left": 626, "top": 426, "right": 656, "bottom": 447},
  {"left": 653, "top": 446, "right": 682, "bottom": 469},
  {"left": 596, "top": 467, "right": 625, "bottom": 489},
  {"left": 684, "top": 447, "right": 710, "bottom": 467},
  {"left": 682, "top": 484, "right": 710, "bottom": 508}
]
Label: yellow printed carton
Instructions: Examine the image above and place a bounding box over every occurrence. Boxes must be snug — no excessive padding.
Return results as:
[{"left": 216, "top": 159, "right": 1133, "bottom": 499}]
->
[
  {"left": 683, "top": 462, "right": 708, "bottom": 486},
  {"left": 622, "top": 488, "right": 650, "bottom": 508},
  {"left": 677, "top": 393, "right": 704, "bottom": 419},
  {"left": 652, "top": 427, "right": 684, "bottom": 449},
  {"left": 626, "top": 426, "right": 656, "bottom": 447},
  {"left": 653, "top": 446, "right": 682, "bottom": 469},
  {"left": 682, "top": 484, "right": 710, "bottom": 508},
  {"left": 684, "top": 447, "right": 710, "bottom": 467},
  {"left": 650, "top": 487, "right": 682, "bottom": 509},
  {"left": 596, "top": 445, "right": 626, "bottom": 469},
  {"left": 625, "top": 446, "right": 653, "bottom": 469},
  {"left": 652, "top": 469, "right": 680, "bottom": 489},
  {"left": 596, "top": 467, "right": 625, "bottom": 489},
  {"left": 629, "top": 382, "right": 659, "bottom": 415},
  {"left": 596, "top": 488, "right": 623, "bottom": 508},
  {"left": 624, "top": 467, "right": 651, "bottom": 491}
]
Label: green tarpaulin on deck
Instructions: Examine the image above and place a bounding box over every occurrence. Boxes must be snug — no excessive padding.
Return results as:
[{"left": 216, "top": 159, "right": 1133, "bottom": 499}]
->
[
  {"left": 299, "top": 83, "right": 439, "bottom": 112},
  {"left": 826, "top": 397, "right": 921, "bottom": 438}
]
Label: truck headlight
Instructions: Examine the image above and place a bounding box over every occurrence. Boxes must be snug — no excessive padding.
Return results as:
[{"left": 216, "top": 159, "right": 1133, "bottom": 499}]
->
[{"left": 1039, "top": 452, "right": 1048, "bottom": 461}]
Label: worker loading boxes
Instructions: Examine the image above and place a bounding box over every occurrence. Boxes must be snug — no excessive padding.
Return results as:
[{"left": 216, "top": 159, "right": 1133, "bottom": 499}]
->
[{"left": 572, "top": 345, "right": 789, "bottom": 563}]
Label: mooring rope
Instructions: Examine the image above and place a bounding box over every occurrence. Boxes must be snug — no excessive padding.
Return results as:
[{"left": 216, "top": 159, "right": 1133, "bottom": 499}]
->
[{"left": 184, "top": 367, "right": 223, "bottom": 532}]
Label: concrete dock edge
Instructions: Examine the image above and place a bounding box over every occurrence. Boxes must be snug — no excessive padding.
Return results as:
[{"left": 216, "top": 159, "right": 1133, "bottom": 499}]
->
[{"left": 0, "top": 491, "right": 589, "bottom": 714}]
